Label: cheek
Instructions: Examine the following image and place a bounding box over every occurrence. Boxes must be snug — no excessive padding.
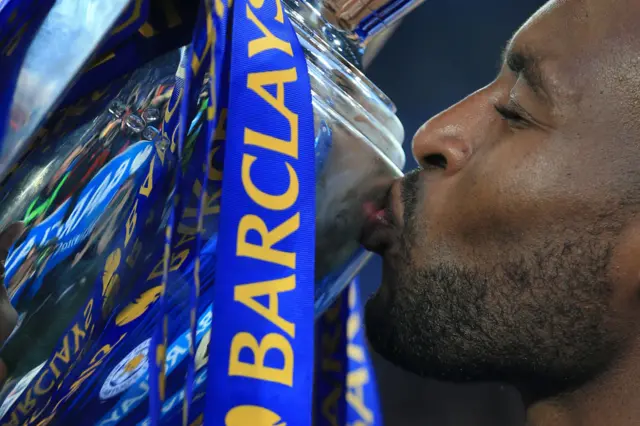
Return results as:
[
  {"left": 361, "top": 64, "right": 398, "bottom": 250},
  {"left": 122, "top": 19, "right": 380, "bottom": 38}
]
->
[{"left": 420, "top": 133, "right": 615, "bottom": 258}]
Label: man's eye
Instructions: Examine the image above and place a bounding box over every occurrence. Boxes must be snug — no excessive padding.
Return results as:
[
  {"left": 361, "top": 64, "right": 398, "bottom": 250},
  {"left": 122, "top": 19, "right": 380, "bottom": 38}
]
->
[{"left": 494, "top": 104, "right": 529, "bottom": 128}]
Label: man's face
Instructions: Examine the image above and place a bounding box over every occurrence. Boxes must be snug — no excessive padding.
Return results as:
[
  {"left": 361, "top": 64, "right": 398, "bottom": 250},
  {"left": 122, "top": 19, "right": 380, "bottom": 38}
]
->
[{"left": 364, "top": 0, "right": 640, "bottom": 395}]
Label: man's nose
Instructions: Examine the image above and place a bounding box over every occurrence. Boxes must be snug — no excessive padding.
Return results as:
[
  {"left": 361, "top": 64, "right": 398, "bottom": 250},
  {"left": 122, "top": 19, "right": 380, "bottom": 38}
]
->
[{"left": 412, "top": 88, "right": 496, "bottom": 175}]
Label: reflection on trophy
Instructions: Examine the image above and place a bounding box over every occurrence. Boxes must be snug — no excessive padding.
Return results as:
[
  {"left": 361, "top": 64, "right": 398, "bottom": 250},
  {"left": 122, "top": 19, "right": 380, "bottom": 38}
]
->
[
  {"left": 0, "top": 0, "right": 423, "bottom": 421},
  {"left": 0, "top": 58, "right": 181, "bottom": 382}
]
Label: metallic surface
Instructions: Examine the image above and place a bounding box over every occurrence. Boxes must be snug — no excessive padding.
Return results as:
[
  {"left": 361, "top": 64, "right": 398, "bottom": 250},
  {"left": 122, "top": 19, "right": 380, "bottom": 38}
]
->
[
  {"left": 0, "top": 53, "right": 179, "bottom": 387},
  {"left": 0, "top": 0, "right": 405, "bottom": 403},
  {"left": 0, "top": 0, "right": 132, "bottom": 181},
  {"left": 283, "top": 0, "right": 426, "bottom": 68}
]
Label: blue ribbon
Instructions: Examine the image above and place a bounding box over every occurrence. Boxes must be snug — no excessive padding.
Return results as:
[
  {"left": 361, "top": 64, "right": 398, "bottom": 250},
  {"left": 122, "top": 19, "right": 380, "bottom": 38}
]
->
[
  {"left": 206, "top": 0, "right": 316, "bottom": 422},
  {"left": 148, "top": 0, "right": 226, "bottom": 423},
  {"left": 0, "top": 0, "right": 387, "bottom": 424},
  {"left": 315, "top": 277, "right": 384, "bottom": 426}
]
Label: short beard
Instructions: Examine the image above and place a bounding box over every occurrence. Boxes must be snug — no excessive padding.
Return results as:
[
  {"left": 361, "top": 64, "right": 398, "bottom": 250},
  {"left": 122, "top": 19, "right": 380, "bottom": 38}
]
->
[{"left": 365, "top": 228, "right": 625, "bottom": 400}]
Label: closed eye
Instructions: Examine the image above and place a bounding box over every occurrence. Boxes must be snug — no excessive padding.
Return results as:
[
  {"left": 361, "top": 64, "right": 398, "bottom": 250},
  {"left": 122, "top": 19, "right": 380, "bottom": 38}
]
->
[
  {"left": 494, "top": 103, "right": 530, "bottom": 129},
  {"left": 495, "top": 104, "right": 523, "bottom": 121}
]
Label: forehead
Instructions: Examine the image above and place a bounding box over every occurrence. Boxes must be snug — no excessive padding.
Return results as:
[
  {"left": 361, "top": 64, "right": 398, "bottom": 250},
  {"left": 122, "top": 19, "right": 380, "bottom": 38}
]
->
[{"left": 507, "top": 0, "right": 640, "bottom": 107}]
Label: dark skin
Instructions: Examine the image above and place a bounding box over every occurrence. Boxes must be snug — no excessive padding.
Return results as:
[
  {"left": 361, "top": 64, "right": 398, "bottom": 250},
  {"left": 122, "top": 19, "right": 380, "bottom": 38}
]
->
[
  {"left": 0, "top": 223, "right": 25, "bottom": 343},
  {"left": 0, "top": 222, "right": 25, "bottom": 383},
  {"left": 362, "top": 0, "right": 640, "bottom": 425}
]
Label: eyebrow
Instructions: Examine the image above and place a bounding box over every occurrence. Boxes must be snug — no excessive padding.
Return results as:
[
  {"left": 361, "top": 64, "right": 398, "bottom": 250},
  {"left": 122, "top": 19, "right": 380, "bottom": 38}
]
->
[{"left": 501, "top": 46, "right": 553, "bottom": 104}]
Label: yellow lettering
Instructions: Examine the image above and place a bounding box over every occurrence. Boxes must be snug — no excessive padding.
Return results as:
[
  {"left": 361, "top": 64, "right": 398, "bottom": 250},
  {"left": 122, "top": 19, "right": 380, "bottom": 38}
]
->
[
  {"left": 125, "top": 200, "right": 138, "bottom": 246},
  {"left": 34, "top": 371, "right": 55, "bottom": 396},
  {"left": 234, "top": 275, "right": 296, "bottom": 337},
  {"left": 346, "top": 368, "right": 373, "bottom": 423},
  {"left": 49, "top": 336, "right": 71, "bottom": 378},
  {"left": 16, "top": 389, "right": 36, "bottom": 415},
  {"left": 176, "top": 226, "right": 197, "bottom": 246},
  {"left": 148, "top": 249, "right": 189, "bottom": 280},
  {"left": 3, "top": 411, "right": 19, "bottom": 426},
  {"left": 246, "top": 5, "right": 292, "bottom": 57},
  {"left": 236, "top": 213, "right": 299, "bottom": 268},
  {"left": 67, "top": 333, "right": 128, "bottom": 397},
  {"left": 84, "top": 299, "right": 94, "bottom": 331},
  {"left": 111, "top": 0, "right": 143, "bottom": 34},
  {"left": 184, "top": 180, "right": 221, "bottom": 218},
  {"left": 116, "top": 286, "right": 162, "bottom": 326},
  {"left": 156, "top": 343, "right": 167, "bottom": 400},
  {"left": 347, "top": 342, "right": 366, "bottom": 364},
  {"left": 69, "top": 363, "right": 102, "bottom": 395},
  {"left": 103, "top": 249, "right": 121, "bottom": 296},
  {"left": 321, "top": 386, "right": 342, "bottom": 426},
  {"left": 156, "top": 140, "right": 167, "bottom": 164},
  {"left": 149, "top": 258, "right": 165, "bottom": 281},
  {"left": 274, "top": 0, "right": 284, "bottom": 22},
  {"left": 245, "top": 69, "right": 298, "bottom": 159},
  {"left": 70, "top": 323, "right": 86, "bottom": 351},
  {"left": 170, "top": 124, "right": 180, "bottom": 153},
  {"left": 138, "top": 22, "right": 156, "bottom": 37},
  {"left": 190, "top": 413, "right": 204, "bottom": 426},
  {"left": 249, "top": 0, "right": 285, "bottom": 22},
  {"left": 347, "top": 313, "right": 366, "bottom": 363},
  {"left": 191, "top": 14, "right": 214, "bottom": 74},
  {"left": 102, "top": 276, "right": 120, "bottom": 318},
  {"left": 93, "top": 334, "right": 127, "bottom": 365},
  {"left": 86, "top": 52, "right": 116, "bottom": 71},
  {"left": 177, "top": 221, "right": 199, "bottom": 237},
  {"left": 215, "top": 108, "right": 228, "bottom": 141},
  {"left": 207, "top": 145, "right": 223, "bottom": 182},
  {"left": 229, "top": 333, "right": 293, "bottom": 386},
  {"left": 241, "top": 154, "right": 298, "bottom": 210},
  {"left": 140, "top": 156, "right": 156, "bottom": 197},
  {"left": 31, "top": 395, "right": 61, "bottom": 426},
  {"left": 170, "top": 249, "right": 189, "bottom": 272},
  {"left": 164, "top": 88, "right": 182, "bottom": 128},
  {"left": 225, "top": 405, "right": 285, "bottom": 426}
]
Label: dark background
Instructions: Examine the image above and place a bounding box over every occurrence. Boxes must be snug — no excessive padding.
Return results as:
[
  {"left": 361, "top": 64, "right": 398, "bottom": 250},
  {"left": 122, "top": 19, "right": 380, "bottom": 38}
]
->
[{"left": 359, "top": 0, "right": 546, "bottom": 424}]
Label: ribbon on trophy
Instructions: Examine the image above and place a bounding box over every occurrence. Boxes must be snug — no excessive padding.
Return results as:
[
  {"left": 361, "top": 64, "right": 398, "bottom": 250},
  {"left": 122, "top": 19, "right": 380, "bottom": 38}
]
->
[
  {"left": 0, "top": 0, "right": 386, "bottom": 424},
  {"left": 315, "top": 277, "right": 383, "bottom": 426},
  {"left": 0, "top": 1, "right": 201, "bottom": 424},
  {"left": 147, "top": 0, "right": 227, "bottom": 423},
  {"left": 206, "top": 0, "right": 317, "bottom": 422},
  {"left": 139, "top": 3, "right": 230, "bottom": 422},
  {"left": 182, "top": 0, "right": 230, "bottom": 423}
]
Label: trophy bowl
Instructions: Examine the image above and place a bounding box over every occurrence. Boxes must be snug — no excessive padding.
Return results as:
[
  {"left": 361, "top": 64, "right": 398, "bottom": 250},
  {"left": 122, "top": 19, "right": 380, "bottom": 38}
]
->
[{"left": 0, "top": 0, "right": 406, "bottom": 421}]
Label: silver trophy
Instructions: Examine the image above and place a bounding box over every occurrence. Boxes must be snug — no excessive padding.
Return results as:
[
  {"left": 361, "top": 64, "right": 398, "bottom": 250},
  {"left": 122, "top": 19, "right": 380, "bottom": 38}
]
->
[{"left": 0, "top": 0, "right": 420, "bottom": 414}]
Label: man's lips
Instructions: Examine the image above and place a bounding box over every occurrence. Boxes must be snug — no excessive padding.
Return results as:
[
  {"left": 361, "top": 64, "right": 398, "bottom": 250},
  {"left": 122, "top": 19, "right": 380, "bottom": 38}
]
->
[{"left": 360, "top": 190, "right": 396, "bottom": 255}]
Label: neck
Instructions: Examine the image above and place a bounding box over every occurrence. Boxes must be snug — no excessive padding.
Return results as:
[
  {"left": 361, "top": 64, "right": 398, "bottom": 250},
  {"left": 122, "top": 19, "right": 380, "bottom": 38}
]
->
[{"left": 524, "top": 337, "right": 640, "bottom": 426}]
